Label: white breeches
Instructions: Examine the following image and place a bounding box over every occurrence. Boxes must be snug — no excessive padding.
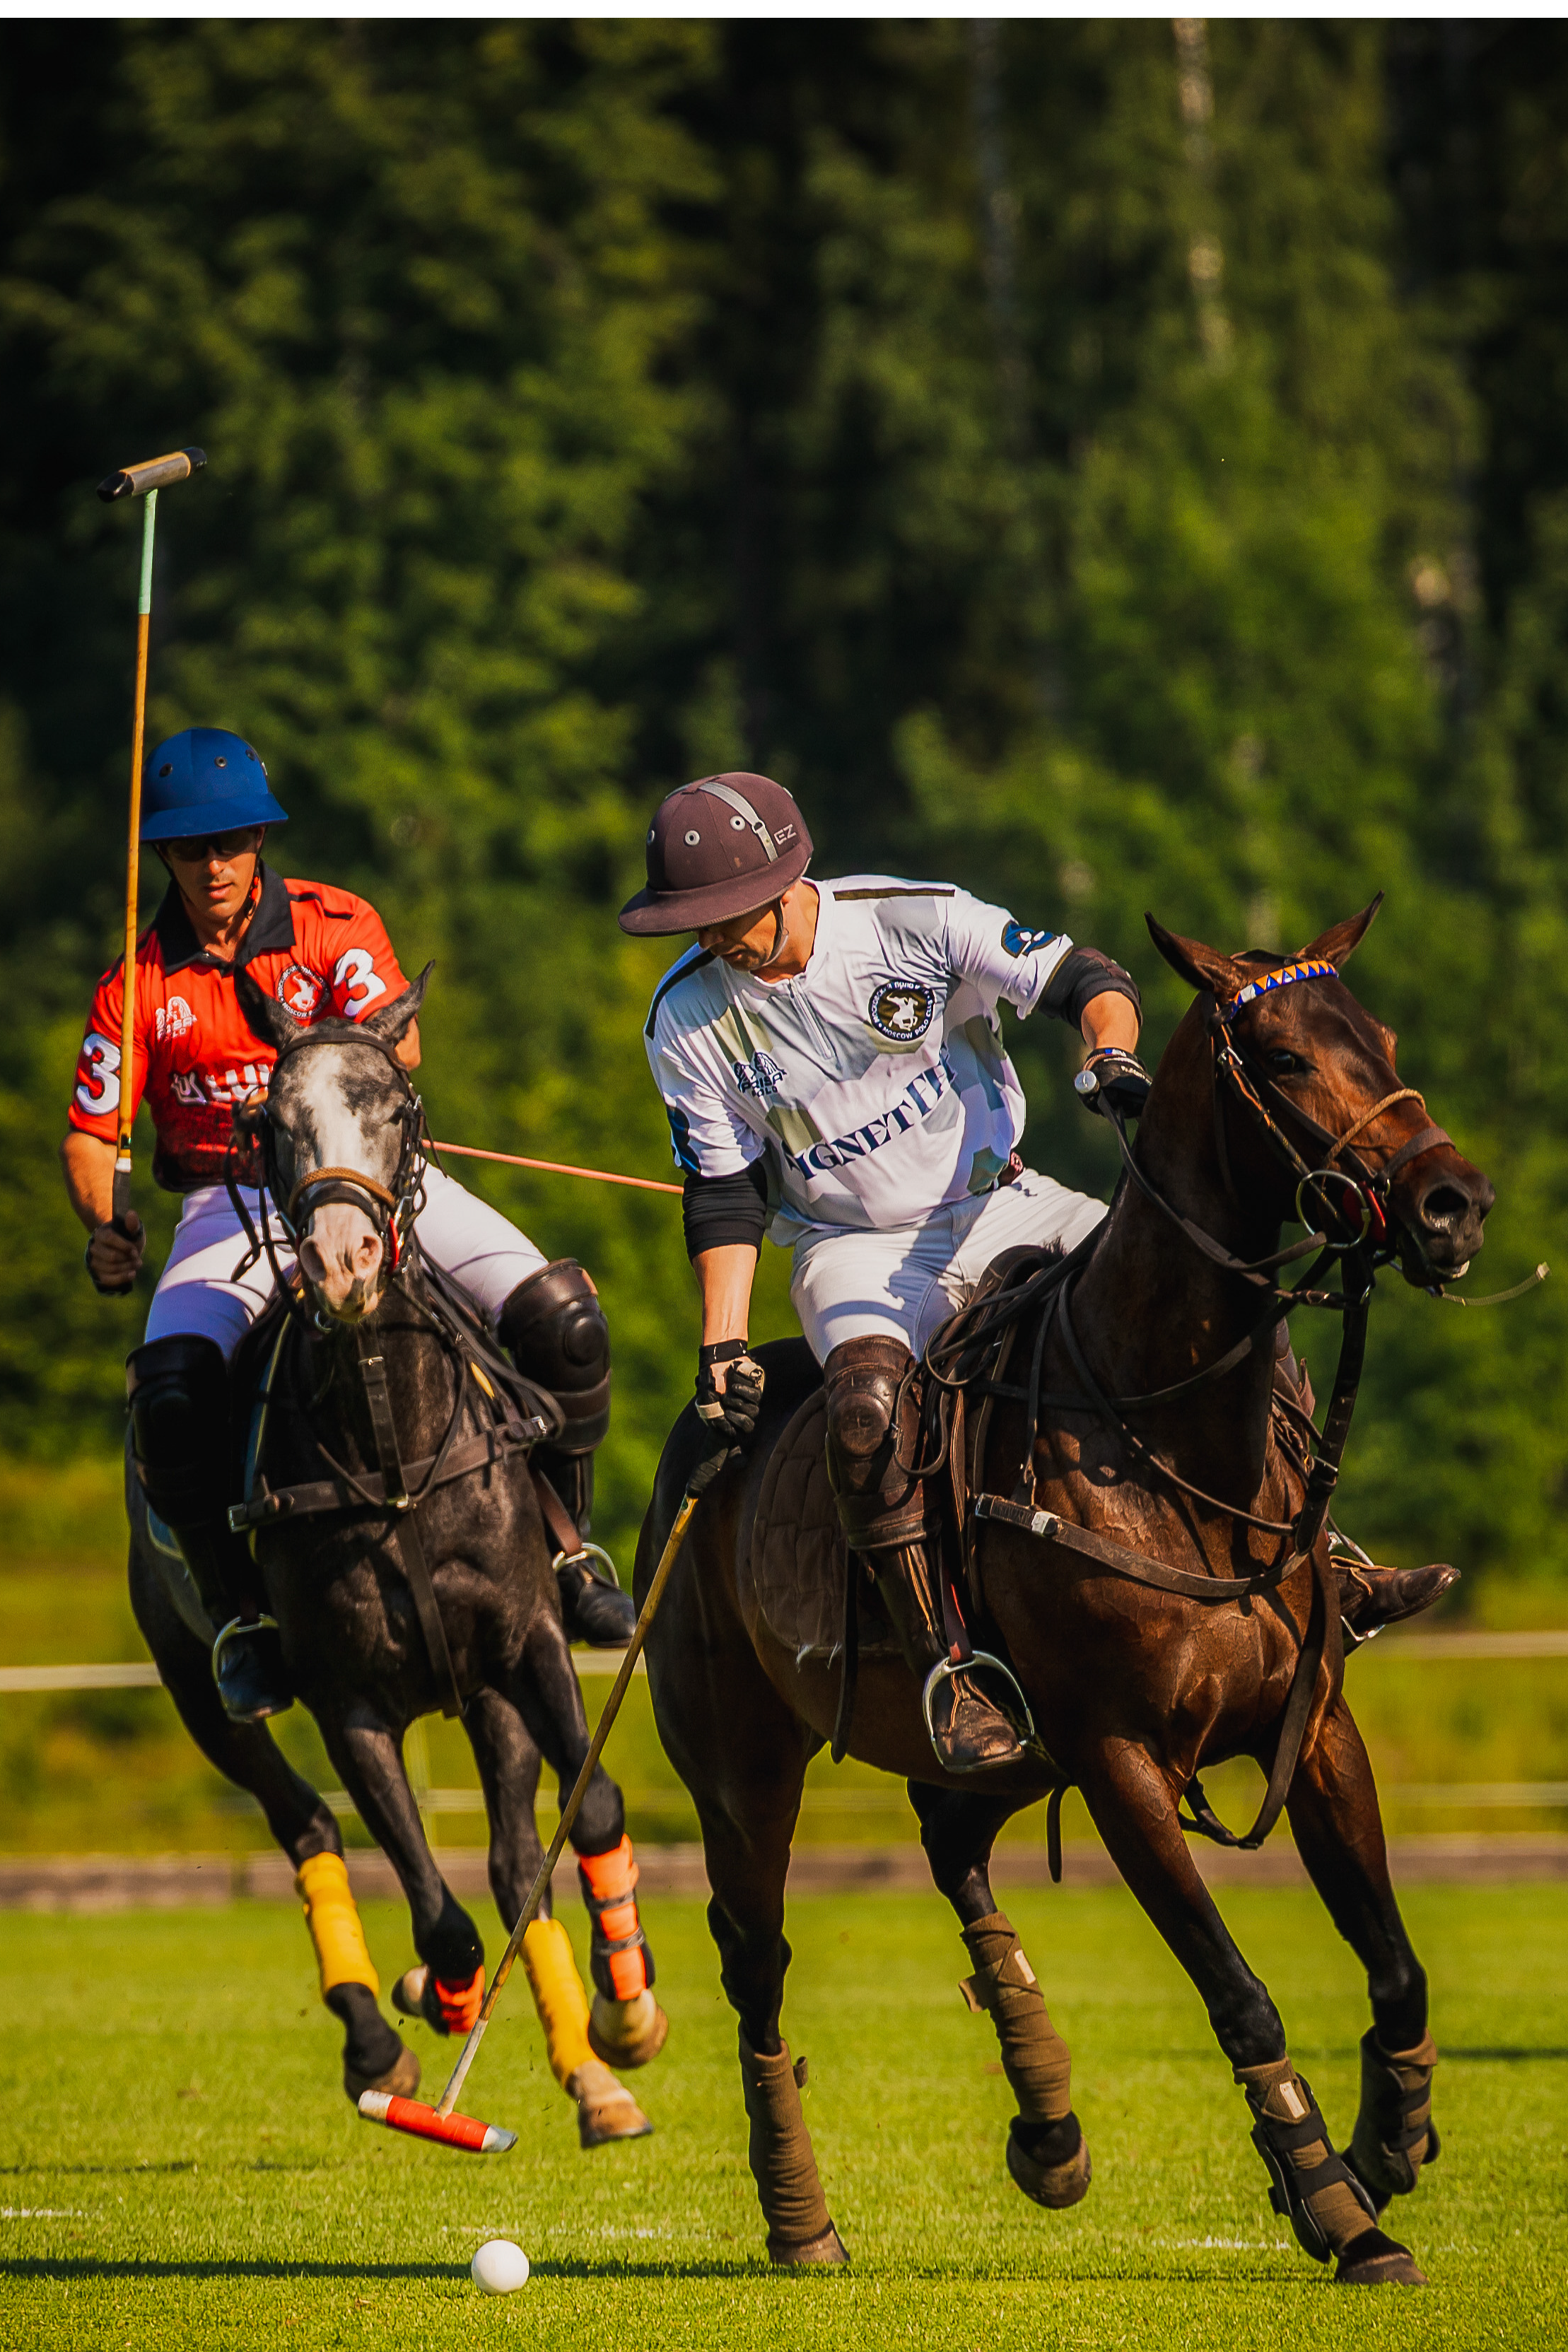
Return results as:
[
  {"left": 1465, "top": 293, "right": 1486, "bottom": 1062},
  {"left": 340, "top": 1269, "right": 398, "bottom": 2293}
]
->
[
  {"left": 789, "top": 1168, "right": 1106, "bottom": 1365},
  {"left": 144, "top": 1167, "right": 548, "bottom": 1358}
]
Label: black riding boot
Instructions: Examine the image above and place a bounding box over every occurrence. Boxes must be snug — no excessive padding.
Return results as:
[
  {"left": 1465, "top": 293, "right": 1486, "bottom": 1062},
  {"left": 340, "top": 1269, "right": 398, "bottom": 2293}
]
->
[
  {"left": 127, "top": 1335, "right": 292, "bottom": 1724},
  {"left": 1273, "top": 1330, "right": 1459, "bottom": 1644},
  {"left": 824, "top": 1335, "right": 1026, "bottom": 1775},
  {"left": 498, "top": 1263, "right": 634, "bottom": 1648}
]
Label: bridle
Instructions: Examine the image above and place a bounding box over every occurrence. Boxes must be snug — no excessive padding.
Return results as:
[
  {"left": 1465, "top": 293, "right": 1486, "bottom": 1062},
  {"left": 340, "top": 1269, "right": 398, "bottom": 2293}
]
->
[{"left": 227, "top": 1022, "right": 429, "bottom": 1319}]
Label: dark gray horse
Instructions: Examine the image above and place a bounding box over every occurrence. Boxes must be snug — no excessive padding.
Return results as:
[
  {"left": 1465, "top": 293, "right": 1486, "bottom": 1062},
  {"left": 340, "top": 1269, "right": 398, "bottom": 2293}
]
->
[{"left": 127, "top": 967, "right": 666, "bottom": 2143}]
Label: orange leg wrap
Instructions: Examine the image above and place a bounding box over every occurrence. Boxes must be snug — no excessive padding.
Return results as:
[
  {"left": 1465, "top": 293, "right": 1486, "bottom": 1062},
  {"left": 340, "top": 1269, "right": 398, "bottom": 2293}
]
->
[
  {"left": 578, "top": 1834, "right": 652, "bottom": 2002},
  {"left": 432, "top": 1965, "right": 485, "bottom": 2035}
]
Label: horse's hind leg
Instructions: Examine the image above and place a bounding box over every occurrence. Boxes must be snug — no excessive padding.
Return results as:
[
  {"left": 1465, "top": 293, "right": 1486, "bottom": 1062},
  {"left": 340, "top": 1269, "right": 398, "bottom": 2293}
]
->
[
  {"left": 462, "top": 1682, "right": 653, "bottom": 2148},
  {"left": 1287, "top": 1696, "right": 1439, "bottom": 2216},
  {"left": 908, "top": 1782, "right": 1089, "bottom": 2210},
  {"left": 1078, "top": 1733, "right": 1424, "bottom": 2287},
  {"left": 130, "top": 1547, "right": 411, "bottom": 2100}
]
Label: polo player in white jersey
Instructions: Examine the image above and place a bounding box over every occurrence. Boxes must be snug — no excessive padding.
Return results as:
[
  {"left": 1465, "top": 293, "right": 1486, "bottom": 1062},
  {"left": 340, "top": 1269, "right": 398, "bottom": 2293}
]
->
[{"left": 622, "top": 773, "right": 1456, "bottom": 1774}]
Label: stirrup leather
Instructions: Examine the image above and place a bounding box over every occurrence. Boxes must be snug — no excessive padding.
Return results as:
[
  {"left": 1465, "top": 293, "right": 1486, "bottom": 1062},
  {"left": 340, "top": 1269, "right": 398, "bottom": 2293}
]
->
[{"left": 921, "top": 1649, "right": 1037, "bottom": 1762}]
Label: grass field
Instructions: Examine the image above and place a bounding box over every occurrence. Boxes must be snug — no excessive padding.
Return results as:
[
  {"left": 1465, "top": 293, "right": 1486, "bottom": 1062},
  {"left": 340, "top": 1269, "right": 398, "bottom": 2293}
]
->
[{"left": 0, "top": 1880, "right": 1562, "bottom": 2351}]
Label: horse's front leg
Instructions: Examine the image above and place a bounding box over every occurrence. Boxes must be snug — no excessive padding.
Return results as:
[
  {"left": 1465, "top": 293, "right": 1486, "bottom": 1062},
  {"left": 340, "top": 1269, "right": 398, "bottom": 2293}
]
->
[
  {"left": 907, "top": 1781, "right": 1089, "bottom": 2210},
  {"left": 1287, "top": 1695, "right": 1439, "bottom": 2215},
  {"left": 1077, "top": 1733, "right": 1424, "bottom": 2286},
  {"left": 462, "top": 1682, "right": 652, "bottom": 2148},
  {"left": 315, "top": 1708, "right": 488, "bottom": 2040}
]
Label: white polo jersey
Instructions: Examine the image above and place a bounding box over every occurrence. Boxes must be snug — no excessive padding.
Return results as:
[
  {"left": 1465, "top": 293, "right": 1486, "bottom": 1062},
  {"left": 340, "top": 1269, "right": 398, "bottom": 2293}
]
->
[{"left": 643, "top": 876, "right": 1076, "bottom": 1239}]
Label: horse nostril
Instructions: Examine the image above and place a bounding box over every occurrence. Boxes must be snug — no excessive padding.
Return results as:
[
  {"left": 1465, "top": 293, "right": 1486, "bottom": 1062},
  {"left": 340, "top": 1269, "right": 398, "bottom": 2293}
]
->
[{"left": 1419, "top": 1184, "right": 1470, "bottom": 1226}]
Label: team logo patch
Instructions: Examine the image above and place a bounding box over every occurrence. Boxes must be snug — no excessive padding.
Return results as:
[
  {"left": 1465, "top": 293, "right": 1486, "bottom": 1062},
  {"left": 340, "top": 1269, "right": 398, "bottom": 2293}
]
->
[
  {"left": 153, "top": 995, "right": 196, "bottom": 1043},
  {"left": 1002, "top": 918, "right": 1058, "bottom": 959},
  {"left": 277, "top": 964, "right": 325, "bottom": 1021},
  {"left": 733, "top": 1051, "right": 788, "bottom": 1104},
  {"left": 867, "top": 981, "right": 935, "bottom": 1042}
]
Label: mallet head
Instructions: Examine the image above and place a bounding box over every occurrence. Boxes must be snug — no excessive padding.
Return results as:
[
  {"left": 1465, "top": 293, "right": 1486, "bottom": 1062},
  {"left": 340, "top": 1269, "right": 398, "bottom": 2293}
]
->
[
  {"left": 357, "top": 2088, "right": 517, "bottom": 2155},
  {"left": 98, "top": 447, "right": 207, "bottom": 503}
]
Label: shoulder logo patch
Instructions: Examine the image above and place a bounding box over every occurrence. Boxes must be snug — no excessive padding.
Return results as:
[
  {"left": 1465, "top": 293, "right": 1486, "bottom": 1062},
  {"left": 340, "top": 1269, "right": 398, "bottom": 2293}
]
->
[
  {"left": 867, "top": 981, "right": 935, "bottom": 1042},
  {"left": 1002, "top": 918, "right": 1057, "bottom": 959},
  {"left": 733, "top": 1050, "right": 788, "bottom": 1104},
  {"left": 277, "top": 964, "right": 326, "bottom": 1021}
]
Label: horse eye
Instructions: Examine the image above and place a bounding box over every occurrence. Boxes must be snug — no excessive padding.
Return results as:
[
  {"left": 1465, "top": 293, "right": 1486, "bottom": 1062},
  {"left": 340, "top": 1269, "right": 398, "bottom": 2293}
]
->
[{"left": 1265, "top": 1048, "right": 1304, "bottom": 1075}]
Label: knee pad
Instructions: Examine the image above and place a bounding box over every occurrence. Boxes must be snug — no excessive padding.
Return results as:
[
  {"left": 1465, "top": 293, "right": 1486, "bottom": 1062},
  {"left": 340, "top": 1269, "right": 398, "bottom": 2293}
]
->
[
  {"left": 125, "top": 1334, "right": 231, "bottom": 1524},
  {"left": 823, "top": 1336, "right": 926, "bottom": 1550},
  {"left": 498, "top": 1260, "right": 610, "bottom": 1453}
]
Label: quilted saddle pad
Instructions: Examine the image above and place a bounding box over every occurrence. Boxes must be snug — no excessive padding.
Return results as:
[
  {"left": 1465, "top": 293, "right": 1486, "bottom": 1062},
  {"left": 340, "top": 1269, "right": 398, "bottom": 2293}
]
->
[{"left": 745, "top": 1388, "right": 899, "bottom": 1663}]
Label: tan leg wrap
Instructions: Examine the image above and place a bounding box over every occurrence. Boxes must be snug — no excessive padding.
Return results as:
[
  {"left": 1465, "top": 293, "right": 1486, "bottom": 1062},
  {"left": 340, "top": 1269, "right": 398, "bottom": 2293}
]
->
[
  {"left": 296, "top": 1852, "right": 378, "bottom": 1999},
  {"left": 737, "top": 2030, "right": 838, "bottom": 2260},
  {"left": 1236, "top": 2056, "right": 1377, "bottom": 2259},
  {"left": 959, "top": 1912, "right": 1072, "bottom": 2122},
  {"left": 522, "top": 1916, "right": 595, "bottom": 2090}
]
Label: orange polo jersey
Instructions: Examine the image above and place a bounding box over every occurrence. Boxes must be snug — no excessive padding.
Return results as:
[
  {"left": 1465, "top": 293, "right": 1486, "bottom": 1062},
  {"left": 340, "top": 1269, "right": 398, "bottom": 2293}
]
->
[{"left": 70, "top": 865, "right": 409, "bottom": 1192}]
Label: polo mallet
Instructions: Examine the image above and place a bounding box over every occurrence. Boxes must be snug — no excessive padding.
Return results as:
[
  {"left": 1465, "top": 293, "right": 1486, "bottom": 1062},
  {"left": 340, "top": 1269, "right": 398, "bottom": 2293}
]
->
[
  {"left": 95, "top": 446, "right": 207, "bottom": 1229},
  {"left": 358, "top": 1468, "right": 715, "bottom": 2154}
]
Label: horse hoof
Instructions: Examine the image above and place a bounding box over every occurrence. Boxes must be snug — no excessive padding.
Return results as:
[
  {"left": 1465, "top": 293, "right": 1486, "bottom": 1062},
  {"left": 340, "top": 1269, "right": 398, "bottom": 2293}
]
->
[
  {"left": 567, "top": 2058, "right": 653, "bottom": 2147},
  {"left": 1335, "top": 2227, "right": 1427, "bottom": 2286},
  {"left": 767, "top": 2223, "right": 848, "bottom": 2266},
  {"left": 392, "top": 1965, "right": 428, "bottom": 2021},
  {"left": 1006, "top": 2120, "right": 1092, "bottom": 2210},
  {"left": 587, "top": 1989, "right": 669, "bottom": 2071},
  {"left": 342, "top": 2040, "right": 420, "bottom": 2104}
]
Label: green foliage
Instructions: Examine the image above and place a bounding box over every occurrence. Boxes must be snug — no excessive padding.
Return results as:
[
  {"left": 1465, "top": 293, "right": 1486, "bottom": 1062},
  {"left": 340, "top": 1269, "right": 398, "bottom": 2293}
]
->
[{"left": 2, "top": 23, "right": 1568, "bottom": 1591}]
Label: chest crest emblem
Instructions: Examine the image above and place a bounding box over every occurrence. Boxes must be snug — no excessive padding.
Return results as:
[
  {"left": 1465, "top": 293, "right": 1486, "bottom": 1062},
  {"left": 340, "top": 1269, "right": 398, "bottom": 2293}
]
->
[
  {"left": 277, "top": 964, "right": 326, "bottom": 1021},
  {"left": 867, "top": 981, "right": 935, "bottom": 1043}
]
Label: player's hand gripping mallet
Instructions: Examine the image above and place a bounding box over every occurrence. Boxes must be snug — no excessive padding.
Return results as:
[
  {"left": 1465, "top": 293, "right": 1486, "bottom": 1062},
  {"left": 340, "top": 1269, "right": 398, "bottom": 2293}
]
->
[
  {"left": 95, "top": 447, "right": 207, "bottom": 1251},
  {"left": 358, "top": 1463, "right": 720, "bottom": 2153}
]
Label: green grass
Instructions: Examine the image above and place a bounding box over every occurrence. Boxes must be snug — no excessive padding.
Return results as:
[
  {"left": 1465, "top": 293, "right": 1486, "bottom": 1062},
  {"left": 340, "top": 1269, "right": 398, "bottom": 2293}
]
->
[{"left": 0, "top": 1880, "right": 1562, "bottom": 2349}]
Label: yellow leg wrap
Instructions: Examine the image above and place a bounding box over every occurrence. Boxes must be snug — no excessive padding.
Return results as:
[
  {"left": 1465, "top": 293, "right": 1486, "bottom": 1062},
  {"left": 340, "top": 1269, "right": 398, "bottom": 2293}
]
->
[
  {"left": 522, "top": 1916, "right": 595, "bottom": 2090},
  {"left": 296, "top": 1851, "right": 378, "bottom": 1999}
]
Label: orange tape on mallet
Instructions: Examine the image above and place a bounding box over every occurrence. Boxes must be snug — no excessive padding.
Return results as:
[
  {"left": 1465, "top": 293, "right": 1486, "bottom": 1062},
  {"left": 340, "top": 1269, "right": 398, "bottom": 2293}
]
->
[{"left": 356, "top": 2090, "right": 515, "bottom": 2155}]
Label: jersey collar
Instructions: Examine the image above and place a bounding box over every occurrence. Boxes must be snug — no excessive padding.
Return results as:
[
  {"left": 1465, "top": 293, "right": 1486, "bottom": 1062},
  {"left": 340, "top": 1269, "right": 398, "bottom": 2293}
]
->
[{"left": 153, "top": 860, "right": 297, "bottom": 977}]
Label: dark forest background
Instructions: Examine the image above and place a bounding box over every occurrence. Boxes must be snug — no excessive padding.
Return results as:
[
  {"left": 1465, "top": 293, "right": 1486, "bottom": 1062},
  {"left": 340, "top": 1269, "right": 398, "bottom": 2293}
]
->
[{"left": 4, "top": 18, "right": 1568, "bottom": 1595}]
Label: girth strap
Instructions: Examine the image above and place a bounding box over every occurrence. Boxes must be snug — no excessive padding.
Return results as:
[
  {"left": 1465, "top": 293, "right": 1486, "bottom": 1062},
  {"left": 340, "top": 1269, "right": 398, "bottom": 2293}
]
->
[
  {"left": 358, "top": 1336, "right": 465, "bottom": 1720},
  {"left": 971, "top": 1493, "right": 1304, "bottom": 1602},
  {"left": 229, "top": 1421, "right": 545, "bottom": 1531}
]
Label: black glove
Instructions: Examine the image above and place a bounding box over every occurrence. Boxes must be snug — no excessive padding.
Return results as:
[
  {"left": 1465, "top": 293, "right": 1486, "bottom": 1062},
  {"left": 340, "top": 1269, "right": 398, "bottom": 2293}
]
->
[
  {"left": 1073, "top": 1046, "right": 1152, "bottom": 1122},
  {"left": 695, "top": 1340, "right": 766, "bottom": 1448}
]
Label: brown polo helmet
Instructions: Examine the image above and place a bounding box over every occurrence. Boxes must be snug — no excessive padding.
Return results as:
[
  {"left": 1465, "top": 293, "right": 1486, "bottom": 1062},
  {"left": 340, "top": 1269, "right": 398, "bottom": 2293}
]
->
[{"left": 618, "top": 773, "right": 813, "bottom": 935}]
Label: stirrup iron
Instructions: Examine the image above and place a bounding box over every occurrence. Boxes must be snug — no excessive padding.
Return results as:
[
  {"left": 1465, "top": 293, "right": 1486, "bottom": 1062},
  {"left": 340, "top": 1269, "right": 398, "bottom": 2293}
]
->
[
  {"left": 550, "top": 1540, "right": 621, "bottom": 1591},
  {"left": 211, "top": 1610, "right": 282, "bottom": 1683},
  {"left": 920, "top": 1648, "right": 1038, "bottom": 1766}
]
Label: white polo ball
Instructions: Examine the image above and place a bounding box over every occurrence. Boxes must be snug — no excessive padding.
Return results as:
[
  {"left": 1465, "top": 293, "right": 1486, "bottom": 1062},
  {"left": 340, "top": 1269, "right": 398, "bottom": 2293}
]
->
[{"left": 471, "top": 2237, "right": 530, "bottom": 2294}]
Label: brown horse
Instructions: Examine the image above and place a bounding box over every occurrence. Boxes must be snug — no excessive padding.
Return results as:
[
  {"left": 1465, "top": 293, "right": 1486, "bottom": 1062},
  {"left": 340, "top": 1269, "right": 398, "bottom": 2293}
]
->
[{"left": 636, "top": 902, "right": 1493, "bottom": 2287}]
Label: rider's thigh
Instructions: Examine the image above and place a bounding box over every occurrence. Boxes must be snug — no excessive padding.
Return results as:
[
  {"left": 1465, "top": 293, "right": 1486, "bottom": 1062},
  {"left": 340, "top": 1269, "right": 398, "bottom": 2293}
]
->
[
  {"left": 416, "top": 1166, "right": 546, "bottom": 1321},
  {"left": 143, "top": 1183, "right": 281, "bottom": 1357},
  {"left": 789, "top": 1215, "right": 955, "bottom": 1365},
  {"left": 944, "top": 1170, "right": 1107, "bottom": 1306}
]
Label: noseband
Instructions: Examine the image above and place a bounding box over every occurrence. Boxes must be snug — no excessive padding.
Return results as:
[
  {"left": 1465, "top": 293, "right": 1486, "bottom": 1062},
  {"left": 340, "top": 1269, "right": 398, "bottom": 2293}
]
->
[{"left": 226, "top": 1023, "right": 428, "bottom": 1310}]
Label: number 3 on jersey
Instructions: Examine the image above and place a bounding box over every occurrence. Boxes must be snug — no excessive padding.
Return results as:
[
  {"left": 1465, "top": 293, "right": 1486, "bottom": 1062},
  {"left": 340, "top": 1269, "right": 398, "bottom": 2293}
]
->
[
  {"left": 334, "top": 947, "right": 387, "bottom": 1015},
  {"left": 76, "top": 1030, "right": 122, "bottom": 1116}
]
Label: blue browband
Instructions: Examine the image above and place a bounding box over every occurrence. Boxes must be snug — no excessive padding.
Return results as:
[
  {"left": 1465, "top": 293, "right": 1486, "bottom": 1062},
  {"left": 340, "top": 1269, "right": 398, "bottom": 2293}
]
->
[{"left": 1222, "top": 957, "right": 1338, "bottom": 1015}]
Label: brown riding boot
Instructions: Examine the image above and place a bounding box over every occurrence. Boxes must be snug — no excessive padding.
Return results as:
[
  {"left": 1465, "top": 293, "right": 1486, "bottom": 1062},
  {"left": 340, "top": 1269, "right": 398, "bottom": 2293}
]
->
[
  {"left": 824, "top": 1335, "right": 1026, "bottom": 1776},
  {"left": 1336, "top": 1557, "right": 1460, "bottom": 1644}
]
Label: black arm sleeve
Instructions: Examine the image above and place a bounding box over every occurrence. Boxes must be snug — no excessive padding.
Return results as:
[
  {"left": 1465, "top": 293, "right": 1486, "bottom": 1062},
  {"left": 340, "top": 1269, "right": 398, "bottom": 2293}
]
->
[
  {"left": 682, "top": 1159, "right": 768, "bottom": 1260},
  {"left": 1039, "top": 947, "right": 1142, "bottom": 1029}
]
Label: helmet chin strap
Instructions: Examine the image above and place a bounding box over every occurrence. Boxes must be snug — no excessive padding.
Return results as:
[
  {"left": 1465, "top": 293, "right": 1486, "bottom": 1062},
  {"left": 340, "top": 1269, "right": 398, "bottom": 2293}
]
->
[{"left": 761, "top": 898, "right": 788, "bottom": 972}]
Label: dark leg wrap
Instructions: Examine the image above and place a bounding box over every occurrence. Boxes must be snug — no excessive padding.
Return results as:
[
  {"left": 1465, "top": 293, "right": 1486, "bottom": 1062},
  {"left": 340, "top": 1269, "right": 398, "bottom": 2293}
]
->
[
  {"left": 1237, "top": 2057, "right": 1424, "bottom": 2284},
  {"left": 960, "top": 1911, "right": 1089, "bottom": 2208},
  {"left": 737, "top": 2029, "right": 846, "bottom": 2266},
  {"left": 1345, "top": 2027, "right": 1439, "bottom": 2212}
]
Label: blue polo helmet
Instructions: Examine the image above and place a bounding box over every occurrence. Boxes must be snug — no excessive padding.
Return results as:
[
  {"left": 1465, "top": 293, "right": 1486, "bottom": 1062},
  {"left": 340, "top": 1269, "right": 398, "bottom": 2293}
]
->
[{"left": 139, "top": 727, "right": 289, "bottom": 841}]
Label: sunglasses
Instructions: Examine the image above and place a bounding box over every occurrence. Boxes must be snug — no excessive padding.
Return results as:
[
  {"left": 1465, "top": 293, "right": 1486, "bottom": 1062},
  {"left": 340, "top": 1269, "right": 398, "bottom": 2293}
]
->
[{"left": 163, "top": 826, "right": 264, "bottom": 865}]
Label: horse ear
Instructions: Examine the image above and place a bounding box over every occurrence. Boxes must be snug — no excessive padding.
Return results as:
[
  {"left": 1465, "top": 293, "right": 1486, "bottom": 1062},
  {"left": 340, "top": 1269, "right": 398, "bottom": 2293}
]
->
[
  {"left": 1297, "top": 893, "right": 1384, "bottom": 972},
  {"left": 1145, "top": 913, "right": 1248, "bottom": 1000},
  {"left": 235, "top": 963, "right": 305, "bottom": 1053},
  {"left": 359, "top": 960, "right": 433, "bottom": 1046}
]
